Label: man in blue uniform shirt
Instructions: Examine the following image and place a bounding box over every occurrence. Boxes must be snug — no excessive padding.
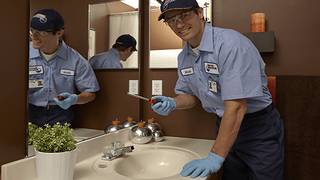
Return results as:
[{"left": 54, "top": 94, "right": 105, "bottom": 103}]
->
[
  {"left": 29, "top": 9, "right": 100, "bottom": 126},
  {"left": 89, "top": 34, "right": 137, "bottom": 69},
  {"left": 151, "top": 0, "right": 284, "bottom": 180}
]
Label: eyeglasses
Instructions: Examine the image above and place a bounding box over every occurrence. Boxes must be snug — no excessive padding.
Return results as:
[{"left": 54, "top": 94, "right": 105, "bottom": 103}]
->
[
  {"left": 29, "top": 29, "right": 52, "bottom": 37},
  {"left": 164, "top": 10, "right": 195, "bottom": 26}
]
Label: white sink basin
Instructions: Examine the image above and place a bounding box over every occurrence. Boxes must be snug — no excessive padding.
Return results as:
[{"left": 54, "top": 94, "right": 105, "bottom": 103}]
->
[
  {"left": 114, "top": 146, "right": 199, "bottom": 179},
  {"left": 93, "top": 145, "right": 200, "bottom": 180}
]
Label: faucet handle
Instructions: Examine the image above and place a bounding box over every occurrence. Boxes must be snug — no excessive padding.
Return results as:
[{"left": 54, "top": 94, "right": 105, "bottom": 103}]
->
[
  {"left": 102, "top": 145, "right": 134, "bottom": 161},
  {"left": 153, "top": 130, "right": 165, "bottom": 142},
  {"left": 111, "top": 141, "right": 124, "bottom": 149},
  {"left": 103, "top": 141, "right": 123, "bottom": 156}
]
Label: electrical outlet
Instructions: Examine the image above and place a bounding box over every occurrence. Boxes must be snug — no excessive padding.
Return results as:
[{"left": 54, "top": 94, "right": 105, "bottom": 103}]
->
[
  {"left": 152, "top": 80, "right": 162, "bottom": 95},
  {"left": 128, "top": 80, "right": 139, "bottom": 94}
]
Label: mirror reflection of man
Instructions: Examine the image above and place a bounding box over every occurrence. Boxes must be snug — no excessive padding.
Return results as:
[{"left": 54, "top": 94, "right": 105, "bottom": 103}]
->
[
  {"left": 29, "top": 9, "right": 100, "bottom": 127},
  {"left": 89, "top": 34, "right": 137, "bottom": 69}
]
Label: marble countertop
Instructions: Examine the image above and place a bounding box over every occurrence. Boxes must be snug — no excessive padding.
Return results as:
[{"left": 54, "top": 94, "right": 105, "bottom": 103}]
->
[{"left": 2, "top": 128, "right": 214, "bottom": 180}]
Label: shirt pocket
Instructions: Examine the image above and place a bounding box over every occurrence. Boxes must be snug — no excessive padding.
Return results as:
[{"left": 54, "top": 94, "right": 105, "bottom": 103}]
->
[{"left": 55, "top": 73, "right": 75, "bottom": 92}]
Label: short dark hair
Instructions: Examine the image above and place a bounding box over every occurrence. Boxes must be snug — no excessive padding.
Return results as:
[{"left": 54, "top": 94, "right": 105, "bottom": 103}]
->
[
  {"left": 112, "top": 44, "right": 132, "bottom": 52},
  {"left": 112, "top": 34, "right": 137, "bottom": 51}
]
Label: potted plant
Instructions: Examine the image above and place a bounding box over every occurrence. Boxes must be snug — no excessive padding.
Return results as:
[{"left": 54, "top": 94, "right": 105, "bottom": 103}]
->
[
  {"left": 28, "top": 122, "right": 77, "bottom": 180},
  {"left": 27, "top": 122, "right": 38, "bottom": 154}
]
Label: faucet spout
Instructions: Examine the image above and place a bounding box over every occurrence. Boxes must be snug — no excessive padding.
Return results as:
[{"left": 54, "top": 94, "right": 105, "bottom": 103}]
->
[{"left": 102, "top": 145, "right": 134, "bottom": 161}]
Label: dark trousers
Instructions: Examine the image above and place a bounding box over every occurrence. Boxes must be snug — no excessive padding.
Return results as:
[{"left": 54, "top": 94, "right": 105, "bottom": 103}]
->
[
  {"left": 28, "top": 104, "right": 74, "bottom": 127},
  {"left": 216, "top": 104, "right": 284, "bottom": 180}
]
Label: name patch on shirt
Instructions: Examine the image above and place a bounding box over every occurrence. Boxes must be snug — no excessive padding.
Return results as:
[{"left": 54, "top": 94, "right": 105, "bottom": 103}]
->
[
  {"left": 181, "top": 67, "right": 194, "bottom": 76},
  {"left": 208, "top": 80, "right": 218, "bottom": 93},
  {"left": 204, "top": 63, "right": 219, "bottom": 75},
  {"left": 29, "top": 65, "right": 43, "bottom": 75},
  {"left": 29, "top": 79, "right": 44, "bottom": 88},
  {"left": 60, "top": 69, "right": 75, "bottom": 76}
]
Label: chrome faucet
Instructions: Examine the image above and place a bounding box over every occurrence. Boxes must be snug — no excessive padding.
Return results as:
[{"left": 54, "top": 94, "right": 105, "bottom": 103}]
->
[{"left": 101, "top": 141, "right": 134, "bottom": 161}]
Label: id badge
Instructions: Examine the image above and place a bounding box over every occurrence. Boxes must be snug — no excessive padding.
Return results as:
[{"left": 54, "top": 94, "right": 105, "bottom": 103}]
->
[
  {"left": 208, "top": 80, "right": 217, "bottom": 93},
  {"left": 29, "top": 65, "right": 43, "bottom": 75},
  {"left": 204, "top": 63, "right": 219, "bottom": 75},
  {"left": 181, "top": 67, "right": 194, "bottom": 76},
  {"left": 60, "top": 69, "right": 75, "bottom": 76},
  {"left": 29, "top": 79, "right": 44, "bottom": 88}
]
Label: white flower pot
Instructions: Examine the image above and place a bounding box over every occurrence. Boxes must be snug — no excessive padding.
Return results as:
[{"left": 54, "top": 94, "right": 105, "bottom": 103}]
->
[{"left": 35, "top": 147, "right": 78, "bottom": 180}]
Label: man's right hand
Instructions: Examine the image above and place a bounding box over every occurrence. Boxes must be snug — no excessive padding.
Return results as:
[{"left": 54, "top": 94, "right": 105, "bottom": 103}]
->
[
  {"left": 53, "top": 92, "right": 78, "bottom": 110},
  {"left": 151, "top": 96, "right": 176, "bottom": 116}
]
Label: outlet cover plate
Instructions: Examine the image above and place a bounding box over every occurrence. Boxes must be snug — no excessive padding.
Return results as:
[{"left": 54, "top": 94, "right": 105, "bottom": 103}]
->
[
  {"left": 129, "top": 80, "right": 139, "bottom": 95},
  {"left": 152, "top": 80, "right": 162, "bottom": 95}
]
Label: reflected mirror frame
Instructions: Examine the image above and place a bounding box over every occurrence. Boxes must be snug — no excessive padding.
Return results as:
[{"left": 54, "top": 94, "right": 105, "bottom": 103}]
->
[
  {"left": 88, "top": 0, "right": 140, "bottom": 70},
  {"left": 148, "top": 0, "right": 213, "bottom": 69}
]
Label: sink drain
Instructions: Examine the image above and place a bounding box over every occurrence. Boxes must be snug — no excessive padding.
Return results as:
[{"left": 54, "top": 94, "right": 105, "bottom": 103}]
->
[{"left": 98, "top": 164, "right": 107, "bottom": 168}]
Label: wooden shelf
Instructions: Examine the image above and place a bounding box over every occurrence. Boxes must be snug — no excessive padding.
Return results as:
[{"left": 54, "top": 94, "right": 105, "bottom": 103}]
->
[{"left": 244, "top": 31, "right": 275, "bottom": 53}]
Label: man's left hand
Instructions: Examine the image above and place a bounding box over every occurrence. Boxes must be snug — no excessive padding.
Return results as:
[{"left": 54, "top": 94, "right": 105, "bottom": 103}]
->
[
  {"left": 54, "top": 92, "right": 78, "bottom": 110},
  {"left": 180, "top": 152, "right": 225, "bottom": 178}
]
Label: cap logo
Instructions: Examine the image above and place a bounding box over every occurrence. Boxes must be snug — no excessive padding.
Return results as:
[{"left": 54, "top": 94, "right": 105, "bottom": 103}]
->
[
  {"left": 33, "top": 13, "right": 47, "bottom": 24},
  {"left": 163, "top": 0, "right": 176, "bottom": 10}
]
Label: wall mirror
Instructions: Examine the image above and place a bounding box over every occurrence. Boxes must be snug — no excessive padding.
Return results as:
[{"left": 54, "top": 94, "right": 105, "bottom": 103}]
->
[
  {"left": 28, "top": 0, "right": 140, "bottom": 157},
  {"left": 88, "top": 0, "right": 139, "bottom": 69},
  {"left": 149, "top": 0, "right": 212, "bottom": 69}
]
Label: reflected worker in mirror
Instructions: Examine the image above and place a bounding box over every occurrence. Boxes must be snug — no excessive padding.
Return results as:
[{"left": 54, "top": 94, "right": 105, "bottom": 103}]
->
[
  {"left": 150, "top": 0, "right": 283, "bottom": 180},
  {"left": 89, "top": 34, "right": 137, "bottom": 69},
  {"left": 29, "top": 9, "right": 100, "bottom": 127}
]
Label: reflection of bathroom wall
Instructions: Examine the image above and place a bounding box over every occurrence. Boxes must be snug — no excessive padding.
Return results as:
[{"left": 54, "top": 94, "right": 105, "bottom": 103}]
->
[
  {"left": 109, "top": 12, "right": 139, "bottom": 69},
  {"left": 149, "top": 0, "right": 212, "bottom": 50},
  {"left": 150, "top": 9, "right": 183, "bottom": 50},
  {"left": 30, "top": 0, "right": 89, "bottom": 57},
  {"left": 149, "top": 49, "right": 180, "bottom": 68},
  {"left": 89, "top": 3, "right": 109, "bottom": 54},
  {"left": 149, "top": 9, "right": 183, "bottom": 68},
  {"left": 89, "top": 1, "right": 135, "bottom": 54},
  {"left": 74, "top": 71, "right": 140, "bottom": 130},
  {"left": 88, "top": 29, "right": 96, "bottom": 59}
]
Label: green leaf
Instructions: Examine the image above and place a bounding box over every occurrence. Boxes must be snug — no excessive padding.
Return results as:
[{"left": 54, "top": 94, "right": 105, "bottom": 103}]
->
[{"left": 29, "top": 122, "right": 76, "bottom": 152}]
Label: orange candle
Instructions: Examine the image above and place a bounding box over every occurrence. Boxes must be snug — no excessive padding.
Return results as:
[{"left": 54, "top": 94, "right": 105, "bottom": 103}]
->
[{"left": 251, "top": 13, "right": 266, "bottom": 32}]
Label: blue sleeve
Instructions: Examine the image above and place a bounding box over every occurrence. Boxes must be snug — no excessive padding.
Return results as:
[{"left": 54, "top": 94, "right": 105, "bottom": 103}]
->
[
  {"left": 175, "top": 72, "right": 194, "bottom": 95},
  {"left": 174, "top": 52, "right": 194, "bottom": 95},
  {"left": 89, "top": 56, "right": 98, "bottom": 69},
  {"left": 75, "top": 57, "right": 100, "bottom": 92},
  {"left": 218, "top": 33, "right": 264, "bottom": 100}
]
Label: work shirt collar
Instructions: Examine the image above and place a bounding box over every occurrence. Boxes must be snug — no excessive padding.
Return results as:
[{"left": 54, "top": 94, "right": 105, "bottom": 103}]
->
[
  {"left": 185, "top": 23, "right": 214, "bottom": 58},
  {"left": 29, "top": 40, "right": 68, "bottom": 60}
]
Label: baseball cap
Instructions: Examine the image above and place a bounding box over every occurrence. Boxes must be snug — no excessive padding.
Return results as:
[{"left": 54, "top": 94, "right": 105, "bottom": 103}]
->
[
  {"left": 115, "top": 34, "right": 137, "bottom": 51},
  {"left": 30, "top": 9, "right": 64, "bottom": 31},
  {"left": 158, "top": 0, "right": 199, "bottom": 21}
]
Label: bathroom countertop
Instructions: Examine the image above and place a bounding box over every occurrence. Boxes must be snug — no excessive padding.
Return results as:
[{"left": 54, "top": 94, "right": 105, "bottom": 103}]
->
[
  {"left": 2, "top": 128, "right": 214, "bottom": 180},
  {"left": 72, "top": 128, "right": 104, "bottom": 142}
]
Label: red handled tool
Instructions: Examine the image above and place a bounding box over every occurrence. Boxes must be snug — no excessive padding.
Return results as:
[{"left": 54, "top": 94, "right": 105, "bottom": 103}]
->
[
  {"left": 127, "top": 93, "right": 160, "bottom": 104},
  {"left": 57, "top": 95, "right": 66, "bottom": 101}
]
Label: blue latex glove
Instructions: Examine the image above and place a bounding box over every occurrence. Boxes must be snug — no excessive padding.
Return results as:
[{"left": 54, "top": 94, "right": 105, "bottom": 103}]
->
[
  {"left": 180, "top": 152, "right": 225, "bottom": 178},
  {"left": 151, "top": 96, "right": 176, "bottom": 116},
  {"left": 53, "top": 92, "right": 78, "bottom": 110}
]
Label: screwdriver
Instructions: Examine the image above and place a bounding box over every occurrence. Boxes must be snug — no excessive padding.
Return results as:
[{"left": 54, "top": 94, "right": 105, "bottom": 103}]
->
[{"left": 127, "top": 93, "right": 160, "bottom": 104}]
